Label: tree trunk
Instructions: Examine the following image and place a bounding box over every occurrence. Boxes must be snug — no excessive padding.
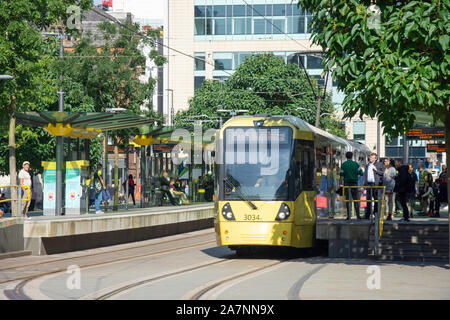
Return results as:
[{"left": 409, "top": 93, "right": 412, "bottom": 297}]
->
[
  {"left": 113, "top": 137, "right": 119, "bottom": 211},
  {"left": 9, "top": 94, "right": 18, "bottom": 216}
]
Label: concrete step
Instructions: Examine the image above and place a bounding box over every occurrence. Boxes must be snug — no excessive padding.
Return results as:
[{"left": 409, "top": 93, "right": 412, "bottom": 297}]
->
[
  {"left": 368, "top": 222, "right": 449, "bottom": 262},
  {"left": 369, "top": 253, "right": 449, "bottom": 262}
]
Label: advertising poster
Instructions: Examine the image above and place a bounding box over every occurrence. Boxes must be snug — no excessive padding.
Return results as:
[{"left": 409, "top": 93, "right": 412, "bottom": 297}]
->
[{"left": 43, "top": 169, "right": 56, "bottom": 215}]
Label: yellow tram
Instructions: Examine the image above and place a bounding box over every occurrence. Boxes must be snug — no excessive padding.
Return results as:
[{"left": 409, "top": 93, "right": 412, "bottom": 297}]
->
[{"left": 214, "top": 115, "right": 369, "bottom": 254}]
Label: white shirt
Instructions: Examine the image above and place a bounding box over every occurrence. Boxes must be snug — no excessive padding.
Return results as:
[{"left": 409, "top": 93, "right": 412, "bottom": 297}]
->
[
  {"left": 367, "top": 163, "right": 375, "bottom": 183},
  {"left": 19, "top": 169, "right": 32, "bottom": 187}
]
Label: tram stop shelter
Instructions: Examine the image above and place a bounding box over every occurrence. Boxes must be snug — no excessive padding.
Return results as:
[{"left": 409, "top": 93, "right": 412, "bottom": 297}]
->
[{"left": 15, "top": 111, "right": 159, "bottom": 215}]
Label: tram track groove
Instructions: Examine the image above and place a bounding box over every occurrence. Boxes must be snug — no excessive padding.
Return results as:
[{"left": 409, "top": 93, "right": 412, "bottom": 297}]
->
[
  {"left": 185, "top": 259, "right": 290, "bottom": 300},
  {"left": 91, "top": 258, "right": 235, "bottom": 300},
  {"left": 0, "top": 231, "right": 215, "bottom": 275},
  {"left": 1, "top": 238, "right": 217, "bottom": 299}
]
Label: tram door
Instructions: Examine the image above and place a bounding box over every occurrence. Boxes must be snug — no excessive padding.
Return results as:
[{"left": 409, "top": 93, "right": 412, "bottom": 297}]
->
[{"left": 315, "top": 144, "right": 339, "bottom": 217}]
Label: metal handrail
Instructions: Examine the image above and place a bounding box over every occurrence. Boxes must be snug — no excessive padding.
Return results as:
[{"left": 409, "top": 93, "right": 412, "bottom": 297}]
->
[
  {"left": 0, "top": 185, "right": 31, "bottom": 202},
  {"left": 342, "top": 185, "right": 386, "bottom": 257},
  {"left": 0, "top": 185, "right": 31, "bottom": 217}
]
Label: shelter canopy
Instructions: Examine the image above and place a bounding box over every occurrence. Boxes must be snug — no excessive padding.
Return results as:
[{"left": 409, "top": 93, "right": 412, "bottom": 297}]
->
[{"left": 15, "top": 111, "right": 159, "bottom": 139}]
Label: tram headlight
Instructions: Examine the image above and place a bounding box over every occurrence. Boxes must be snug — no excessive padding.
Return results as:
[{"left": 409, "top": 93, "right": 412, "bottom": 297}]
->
[
  {"left": 222, "top": 203, "right": 236, "bottom": 221},
  {"left": 275, "top": 203, "right": 290, "bottom": 221}
]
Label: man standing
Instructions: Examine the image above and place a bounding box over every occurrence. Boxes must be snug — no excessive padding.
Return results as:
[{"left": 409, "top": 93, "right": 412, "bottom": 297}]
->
[
  {"left": 363, "top": 153, "right": 385, "bottom": 219},
  {"left": 394, "top": 159, "right": 410, "bottom": 221},
  {"left": 18, "top": 161, "right": 32, "bottom": 217},
  {"left": 339, "top": 152, "right": 364, "bottom": 220}
]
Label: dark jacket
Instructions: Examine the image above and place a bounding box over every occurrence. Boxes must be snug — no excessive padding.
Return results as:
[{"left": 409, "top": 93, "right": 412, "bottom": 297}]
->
[
  {"left": 160, "top": 176, "right": 171, "bottom": 191},
  {"left": 363, "top": 161, "right": 385, "bottom": 186},
  {"left": 394, "top": 165, "right": 410, "bottom": 193}
]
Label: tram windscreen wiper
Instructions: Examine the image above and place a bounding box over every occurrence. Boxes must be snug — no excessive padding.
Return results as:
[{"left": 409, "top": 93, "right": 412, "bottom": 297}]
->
[{"left": 224, "top": 176, "right": 258, "bottom": 210}]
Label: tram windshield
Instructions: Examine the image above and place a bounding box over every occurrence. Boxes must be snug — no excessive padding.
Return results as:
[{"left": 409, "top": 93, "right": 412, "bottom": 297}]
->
[{"left": 223, "top": 126, "right": 293, "bottom": 201}]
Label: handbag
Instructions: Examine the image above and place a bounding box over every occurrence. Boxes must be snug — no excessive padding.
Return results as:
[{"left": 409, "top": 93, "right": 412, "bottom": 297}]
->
[
  {"left": 360, "top": 193, "right": 367, "bottom": 208},
  {"left": 316, "top": 196, "right": 328, "bottom": 208}
]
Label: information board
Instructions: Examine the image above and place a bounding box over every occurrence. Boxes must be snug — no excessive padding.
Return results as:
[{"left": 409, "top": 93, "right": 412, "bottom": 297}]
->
[
  {"left": 427, "top": 143, "right": 445, "bottom": 153},
  {"left": 406, "top": 127, "right": 445, "bottom": 140}
]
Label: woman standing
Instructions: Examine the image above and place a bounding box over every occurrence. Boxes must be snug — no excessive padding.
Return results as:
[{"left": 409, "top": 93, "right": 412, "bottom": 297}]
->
[{"left": 383, "top": 158, "right": 397, "bottom": 220}]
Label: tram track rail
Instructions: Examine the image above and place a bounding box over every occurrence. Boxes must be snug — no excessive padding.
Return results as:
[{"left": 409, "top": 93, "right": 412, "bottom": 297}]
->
[
  {"left": 187, "top": 259, "right": 289, "bottom": 300},
  {"left": 1, "top": 231, "right": 217, "bottom": 298}
]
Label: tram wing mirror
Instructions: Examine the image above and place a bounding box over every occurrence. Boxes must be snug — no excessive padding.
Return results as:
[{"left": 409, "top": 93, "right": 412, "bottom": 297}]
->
[{"left": 211, "top": 151, "right": 215, "bottom": 157}]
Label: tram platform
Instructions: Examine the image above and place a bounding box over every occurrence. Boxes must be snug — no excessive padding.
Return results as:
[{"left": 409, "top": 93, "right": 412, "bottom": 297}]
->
[{"left": 0, "top": 203, "right": 214, "bottom": 256}]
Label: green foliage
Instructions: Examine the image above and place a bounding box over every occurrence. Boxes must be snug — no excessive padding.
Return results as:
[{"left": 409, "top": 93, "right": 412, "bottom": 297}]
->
[
  {"left": 175, "top": 54, "right": 345, "bottom": 137},
  {"left": 0, "top": 0, "right": 93, "bottom": 174},
  {"left": 297, "top": 0, "right": 450, "bottom": 135}
]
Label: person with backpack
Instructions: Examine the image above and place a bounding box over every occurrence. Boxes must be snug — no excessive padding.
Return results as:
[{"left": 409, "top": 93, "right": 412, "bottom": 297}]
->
[
  {"left": 394, "top": 159, "right": 410, "bottom": 221},
  {"left": 93, "top": 164, "right": 106, "bottom": 214},
  {"left": 422, "top": 179, "right": 434, "bottom": 217},
  {"left": 417, "top": 162, "right": 432, "bottom": 215}
]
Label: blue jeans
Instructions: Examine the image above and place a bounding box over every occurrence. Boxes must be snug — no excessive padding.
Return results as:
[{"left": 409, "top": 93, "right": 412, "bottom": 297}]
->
[{"left": 95, "top": 191, "right": 102, "bottom": 211}]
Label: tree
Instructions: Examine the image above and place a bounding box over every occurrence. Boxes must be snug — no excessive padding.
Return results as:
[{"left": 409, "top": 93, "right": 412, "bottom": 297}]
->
[
  {"left": 296, "top": 0, "right": 448, "bottom": 133},
  {"left": 0, "top": 0, "right": 92, "bottom": 215},
  {"left": 175, "top": 54, "right": 345, "bottom": 137},
  {"left": 297, "top": 0, "right": 449, "bottom": 261}
]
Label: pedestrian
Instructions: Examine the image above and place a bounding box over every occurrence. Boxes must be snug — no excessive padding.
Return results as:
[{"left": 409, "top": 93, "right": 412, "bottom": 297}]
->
[
  {"left": 383, "top": 158, "right": 396, "bottom": 220},
  {"left": 394, "top": 159, "right": 410, "bottom": 221},
  {"left": 123, "top": 174, "right": 136, "bottom": 206},
  {"left": 18, "top": 161, "right": 32, "bottom": 217},
  {"left": 421, "top": 179, "right": 434, "bottom": 217},
  {"left": 170, "top": 179, "right": 190, "bottom": 204},
  {"left": 438, "top": 165, "right": 447, "bottom": 204},
  {"left": 160, "top": 172, "right": 177, "bottom": 206},
  {"left": 0, "top": 193, "right": 10, "bottom": 216},
  {"left": 339, "top": 151, "right": 364, "bottom": 220},
  {"left": 407, "top": 163, "right": 418, "bottom": 218},
  {"left": 93, "top": 164, "right": 106, "bottom": 214},
  {"left": 430, "top": 179, "right": 441, "bottom": 217},
  {"left": 417, "top": 162, "right": 432, "bottom": 215},
  {"left": 203, "top": 171, "right": 214, "bottom": 202},
  {"left": 363, "top": 153, "right": 385, "bottom": 219}
]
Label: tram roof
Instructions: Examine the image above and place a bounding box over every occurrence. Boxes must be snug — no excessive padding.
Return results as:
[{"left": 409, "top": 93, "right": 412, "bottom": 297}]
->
[{"left": 225, "top": 115, "right": 371, "bottom": 154}]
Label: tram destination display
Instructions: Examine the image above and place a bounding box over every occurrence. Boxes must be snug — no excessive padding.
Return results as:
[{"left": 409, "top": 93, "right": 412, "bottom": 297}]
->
[{"left": 406, "top": 127, "right": 444, "bottom": 140}]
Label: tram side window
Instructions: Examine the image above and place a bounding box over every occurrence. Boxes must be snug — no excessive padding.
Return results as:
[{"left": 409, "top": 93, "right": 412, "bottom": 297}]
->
[{"left": 294, "top": 140, "right": 315, "bottom": 196}]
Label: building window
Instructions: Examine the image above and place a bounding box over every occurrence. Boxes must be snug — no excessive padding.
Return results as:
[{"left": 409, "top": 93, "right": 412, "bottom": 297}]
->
[
  {"left": 307, "top": 55, "right": 324, "bottom": 69},
  {"left": 353, "top": 121, "right": 365, "bottom": 144},
  {"left": 194, "top": 76, "right": 205, "bottom": 90},
  {"left": 194, "top": 4, "right": 308, "bottom": 36},
  {"left": 213, "top": 52, "right": 233, "bottom": 71},
  {"left": 194, "top": 52, "right": 205, "bottom": 71}
]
